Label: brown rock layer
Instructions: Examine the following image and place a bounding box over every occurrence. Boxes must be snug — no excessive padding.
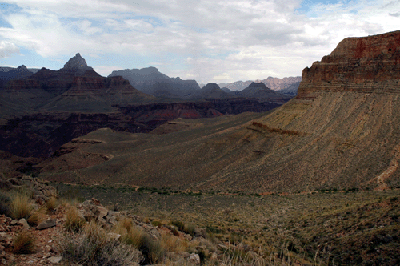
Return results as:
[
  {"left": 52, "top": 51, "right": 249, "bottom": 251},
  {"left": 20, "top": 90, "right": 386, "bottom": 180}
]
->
[{"left": 298, "top": 30, "right": 400, "bottom": 97}]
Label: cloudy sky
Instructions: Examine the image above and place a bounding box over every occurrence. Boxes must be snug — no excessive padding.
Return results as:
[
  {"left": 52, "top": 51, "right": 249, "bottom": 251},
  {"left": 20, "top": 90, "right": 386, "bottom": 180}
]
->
[{"left": 0, "top": 0, "right": 399, "bottom": 83}]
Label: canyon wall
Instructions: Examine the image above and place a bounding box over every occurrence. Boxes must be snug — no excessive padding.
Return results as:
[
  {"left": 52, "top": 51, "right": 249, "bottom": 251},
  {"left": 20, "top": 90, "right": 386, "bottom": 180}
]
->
[{"left": 298, "top": 30, "right": 400, "bottom": 97}]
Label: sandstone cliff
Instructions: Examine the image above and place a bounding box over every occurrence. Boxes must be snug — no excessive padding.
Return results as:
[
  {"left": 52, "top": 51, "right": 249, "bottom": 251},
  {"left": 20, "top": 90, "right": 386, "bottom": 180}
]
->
[{"left": 298, "top": 30, "right": 400, "bottom": 97}]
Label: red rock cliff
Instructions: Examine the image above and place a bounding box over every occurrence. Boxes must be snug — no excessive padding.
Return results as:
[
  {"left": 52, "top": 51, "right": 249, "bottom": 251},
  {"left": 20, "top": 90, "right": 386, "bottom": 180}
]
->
[{"left": 298, "top": 30, "right": 400, "bottom": 97}]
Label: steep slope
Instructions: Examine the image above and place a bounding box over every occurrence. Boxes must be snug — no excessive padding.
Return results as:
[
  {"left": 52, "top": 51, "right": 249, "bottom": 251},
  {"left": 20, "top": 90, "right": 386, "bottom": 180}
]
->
[{"left": 38, "top": 31, "right": 400, "bottom": 192}]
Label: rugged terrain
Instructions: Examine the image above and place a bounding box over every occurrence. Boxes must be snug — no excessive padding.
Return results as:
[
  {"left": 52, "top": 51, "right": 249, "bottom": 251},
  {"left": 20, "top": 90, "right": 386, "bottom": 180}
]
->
[{"left": 34, "top": 31, "right": 400, "bottom": 193}]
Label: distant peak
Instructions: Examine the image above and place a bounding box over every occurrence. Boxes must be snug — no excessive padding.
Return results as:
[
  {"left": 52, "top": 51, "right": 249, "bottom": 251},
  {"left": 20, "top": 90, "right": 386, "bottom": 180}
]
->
[
  {"left": 62, "top": 53, "right": 92, "bottom": 72},
  {"left": 249, "top": 82, "right": 267, "bottom": 88}
]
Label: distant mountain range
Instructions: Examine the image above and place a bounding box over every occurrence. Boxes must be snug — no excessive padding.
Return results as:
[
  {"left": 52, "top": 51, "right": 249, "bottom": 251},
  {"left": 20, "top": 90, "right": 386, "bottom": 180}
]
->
[
  {"left": 219, "top": 76, "right": 301, "bottom": 95},
  {"left": 0, "top": 54, "right": 153, "bottom": 116},
  {"left": 108, "top": 67, "right": 201, "bottom": 99}
]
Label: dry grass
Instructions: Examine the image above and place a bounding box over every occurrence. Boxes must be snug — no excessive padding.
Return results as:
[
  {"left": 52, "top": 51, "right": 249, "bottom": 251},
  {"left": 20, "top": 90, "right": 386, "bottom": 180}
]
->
[
  {"left": 10, "top": 192, "right": 33, "bottom": 220},
  {"left": 45, "top": 196, "right": 58, "bottom": 212},
  {"left": 27, "top": 206, "right": 47, "bottom": 226},
  {"left": 13, "top": 230, "right": 35, "bottom": 254},
  {"left": 160, "top": 232, "right": 188, "bottom": 253},
  {"left": 65, "top": 206, "right": 86, "bottom": 232},
  {"left": 61, "top": 220, "right": 142, "bottom": 265}
]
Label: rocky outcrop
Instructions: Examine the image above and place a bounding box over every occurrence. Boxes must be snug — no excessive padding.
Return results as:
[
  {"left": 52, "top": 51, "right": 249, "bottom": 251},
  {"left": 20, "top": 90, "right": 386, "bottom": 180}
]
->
[
  {"left": 61, "top": 53, "right": 94, "bottom": 75},
  {"left": 298, "top": 30, "right": 400, "bottom": 98}
]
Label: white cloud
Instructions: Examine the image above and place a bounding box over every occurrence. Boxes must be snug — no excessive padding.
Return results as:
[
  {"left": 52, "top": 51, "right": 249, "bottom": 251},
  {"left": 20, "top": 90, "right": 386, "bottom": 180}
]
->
[
  {"left": 0, "top": 0, "right": 399, "bottom": 82},
  {"left": 0, "top": 41, "right": 19, "bottom": 58}
]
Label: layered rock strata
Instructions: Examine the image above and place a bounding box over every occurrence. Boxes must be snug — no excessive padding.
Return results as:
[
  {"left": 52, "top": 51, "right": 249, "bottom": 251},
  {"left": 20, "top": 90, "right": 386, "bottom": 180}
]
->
[{"left": 298, "top": 30, "right": 400, "bottom": 98}]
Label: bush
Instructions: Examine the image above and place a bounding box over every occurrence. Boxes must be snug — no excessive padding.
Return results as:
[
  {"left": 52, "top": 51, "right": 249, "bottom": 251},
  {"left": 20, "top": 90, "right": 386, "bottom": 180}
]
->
[
  {"left": 46, "top": 197, "right": 58, "bottom": 212},
  {"left": 13, "top": 231, "right": 35, "bottom": 254},
  {"left": 10, "top": 192, "right": 33, "bottom": 219},
  {"left": 65, "top": 206, "right": 86, "bottom": 232},
  {"left": 171, "top": 220, "right": 185, "bottom": 231},
  {"left": 114, "top": 220, "right": 164, "bottom": 264},
  {"left": 27, "top": 207, "right": 47, "bottom": 226},
  {"left": 62, "top": 221, "right": 142, "bottom": 266},
  {"left": 140, "top": 234, "right": 165, "bottom": 264}
]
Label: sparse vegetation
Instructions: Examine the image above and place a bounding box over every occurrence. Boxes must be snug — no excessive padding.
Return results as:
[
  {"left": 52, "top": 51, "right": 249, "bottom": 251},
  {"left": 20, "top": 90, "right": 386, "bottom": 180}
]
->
[
  {"left": 65, "top": 206, "right": 86, "bottom": 232},
  {"left": 10, "top": 192, "right": 33, "bottom": 220},
  {"left": 13, "top": 230, "right": 35, "bottom": 254},
  {"left": 61, "top": 221, "right": 142, "bottom": 265}
]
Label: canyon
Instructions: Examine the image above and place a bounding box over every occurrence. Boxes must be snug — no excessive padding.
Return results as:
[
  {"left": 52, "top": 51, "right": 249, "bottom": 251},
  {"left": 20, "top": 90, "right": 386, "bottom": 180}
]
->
[{"left": 31, "top": 30, "right": 400, "bottom": 193}]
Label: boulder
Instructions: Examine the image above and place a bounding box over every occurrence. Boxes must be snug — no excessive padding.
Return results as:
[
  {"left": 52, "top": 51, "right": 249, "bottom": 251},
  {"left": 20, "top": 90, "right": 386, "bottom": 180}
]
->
[{"left": 37, "top": 219, "right": 56, "bottom": 230}]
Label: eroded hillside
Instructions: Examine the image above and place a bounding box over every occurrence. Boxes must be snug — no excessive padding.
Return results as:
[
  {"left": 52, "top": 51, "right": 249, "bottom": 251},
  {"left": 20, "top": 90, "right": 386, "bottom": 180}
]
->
[{"left": 37, "top": 31, "right": 400, "bottom": 193}]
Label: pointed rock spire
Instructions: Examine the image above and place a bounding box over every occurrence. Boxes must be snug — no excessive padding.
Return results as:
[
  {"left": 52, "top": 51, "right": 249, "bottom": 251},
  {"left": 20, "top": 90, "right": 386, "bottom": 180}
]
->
[{"left": 62, "top": 53, "right": 93, "bottom": 73}]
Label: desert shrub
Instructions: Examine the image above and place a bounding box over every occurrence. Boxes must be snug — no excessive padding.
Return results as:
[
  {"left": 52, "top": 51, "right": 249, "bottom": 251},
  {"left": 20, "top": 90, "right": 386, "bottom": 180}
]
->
[
  {"left": 45, "top": 196, "right": 58, "bottom": 212},
  {"left": 0, "top": 191, "right": 11, "bottom": 216},
  {"left": 160, "top": 232, "right": 188, "bottom": 253},
  {"left": 27, "top": 207, "right": 47, "bottom": 226},
  {"left": 10, "top": 192, "right": 33, "bottom": 219},
  {"left": 183, "top": 223, "right": 196, "bottom": 236},
  {"left": 115, "top": 221, "right": 164, "bottom": 264},
  {"left": 140, "top": 234, "right": 165, "bottom": 264},
  {"left": 62, "top": 221, "right": 142, "bottom": 266},
  {"left": 13, "top": 230, "right": 35, "bottom": 254},
  {"left": 151, "top": 219, "right": 162, "bottom": 227},
  {"left": 171, "top": 220, "right": 185, "bottom": 231},
  {"left": 65, "top": 206, "right": 86, "bottom": 232}
]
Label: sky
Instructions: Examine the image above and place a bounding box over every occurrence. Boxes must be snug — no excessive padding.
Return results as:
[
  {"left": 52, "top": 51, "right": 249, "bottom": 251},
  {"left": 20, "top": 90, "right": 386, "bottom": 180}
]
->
[{"left": 0, "top": 0, "right": 399, "bottom": 84}]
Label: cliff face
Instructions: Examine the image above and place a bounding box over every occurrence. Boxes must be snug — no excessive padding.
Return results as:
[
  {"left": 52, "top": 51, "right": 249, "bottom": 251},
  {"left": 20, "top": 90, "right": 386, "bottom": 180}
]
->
[{"left": 298, "top": 30, "right": 400, "bottom": 97}]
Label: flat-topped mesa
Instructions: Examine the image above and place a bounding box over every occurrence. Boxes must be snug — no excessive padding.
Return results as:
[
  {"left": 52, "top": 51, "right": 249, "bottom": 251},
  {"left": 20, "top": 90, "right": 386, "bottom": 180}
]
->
[{"left": 298, "top": 30, "right": 400, "bottom": 98}]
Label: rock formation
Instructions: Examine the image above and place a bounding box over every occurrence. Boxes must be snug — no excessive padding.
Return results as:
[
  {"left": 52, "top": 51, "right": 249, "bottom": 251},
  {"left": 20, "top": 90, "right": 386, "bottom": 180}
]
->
[
  {"left": 195, "top": 83, "right": 230, "bottom": 99},
  {"left": 298, "top": 30, "right": 400, "bottom": 97},
  {"left": 109, "top": 66, "right": 200, "bottom": 99},
  {"left": 61, "top": 53, "right": 94, "bottom": 75},
  {"left": 238, "top": 82, "right": 292, "bottom": 103},
  {"left": 0, "top": 54, "right": 153, "bottom": 115},
  {"left": 39, "top": 31, "right": 400, "bottom": 192}
]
